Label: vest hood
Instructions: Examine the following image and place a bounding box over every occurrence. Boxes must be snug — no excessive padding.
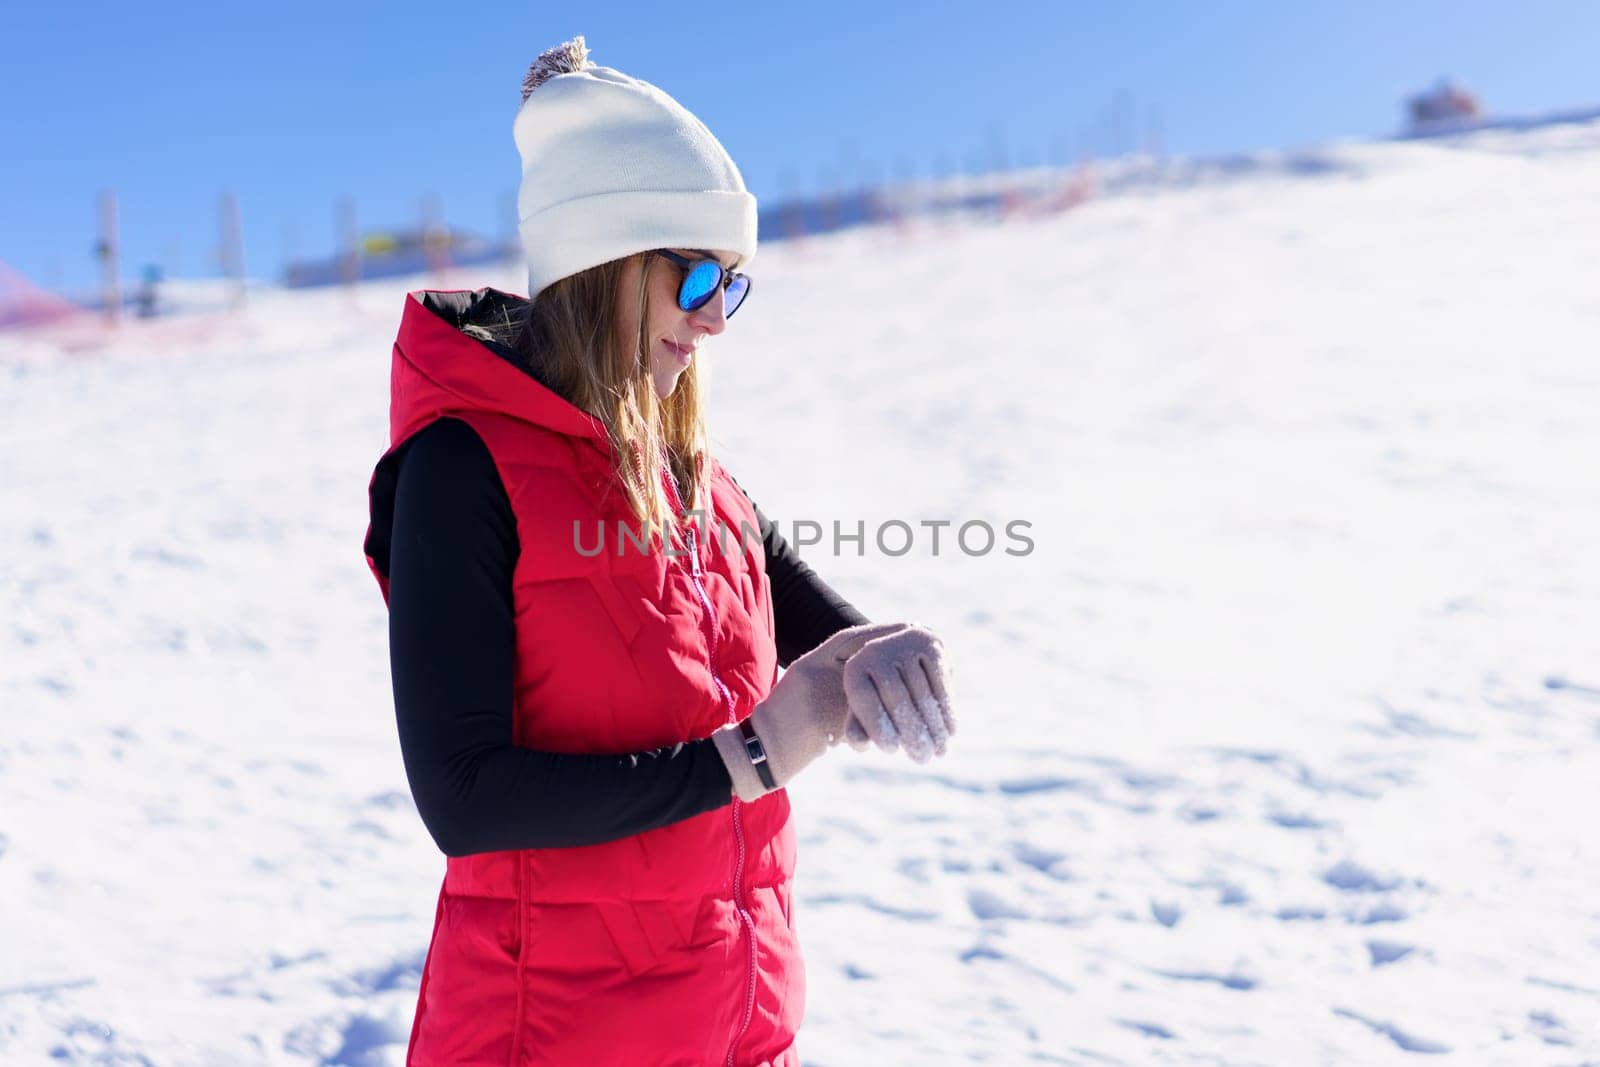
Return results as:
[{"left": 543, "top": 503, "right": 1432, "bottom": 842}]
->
[{"left": 389, "top": 287, "right": 611, "bottom": 448}]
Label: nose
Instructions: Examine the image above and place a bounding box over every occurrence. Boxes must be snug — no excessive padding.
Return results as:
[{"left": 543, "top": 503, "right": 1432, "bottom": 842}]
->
[{"left": 687, "top": 285, "right": 729, "bottom": 336}]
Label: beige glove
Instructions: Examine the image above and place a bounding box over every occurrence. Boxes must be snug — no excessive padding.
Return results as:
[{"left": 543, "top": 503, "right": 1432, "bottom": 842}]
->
[
  {"left": 840, "top": 625, "right": 956, "bottom": 763},
  {"left": 712, "top": 621, "right": 912, "bottom": 801}
]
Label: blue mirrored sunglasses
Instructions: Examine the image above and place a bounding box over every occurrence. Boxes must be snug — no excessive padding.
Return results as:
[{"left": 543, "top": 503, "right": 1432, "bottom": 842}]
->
[{"left": 650, "top": 250, "right": 751, "bottom": 318}]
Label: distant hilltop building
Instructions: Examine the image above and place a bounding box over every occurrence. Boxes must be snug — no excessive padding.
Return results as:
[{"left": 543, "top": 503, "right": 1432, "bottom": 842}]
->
[
  {"left": 1404, "top": 77, "right": 1486, "bottom": 136},
  {"left": 1398, "top": 79, "right": 1600, "bottom": 141}
]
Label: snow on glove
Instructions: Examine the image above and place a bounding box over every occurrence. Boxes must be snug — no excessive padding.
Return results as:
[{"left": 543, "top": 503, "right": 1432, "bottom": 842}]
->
[
  {"left": 711, "top": 621, "right": 913, "bottom": 801},
  {"left": 841, "top": 625, "right": 956, "bottom": 763}
]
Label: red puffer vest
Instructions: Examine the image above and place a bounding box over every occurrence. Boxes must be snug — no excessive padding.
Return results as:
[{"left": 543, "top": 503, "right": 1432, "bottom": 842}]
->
[{"left": 363, "top": 289, "right": 799, "bottom": 1066}]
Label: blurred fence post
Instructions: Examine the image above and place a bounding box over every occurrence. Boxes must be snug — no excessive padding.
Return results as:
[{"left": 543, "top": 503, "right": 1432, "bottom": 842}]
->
[
  {"left": 818, "top": 166, "right": 841, "bottom": 241},
  {"left": 890, "top": 154, "right": 917, "bottom": 246},
  {"left": 1145, "top": 104, "right": 1166, "bottom": 173},
  {"left": 783, "top": 198, "right": 807, "bottom": 250},
  {"left": 219, "top": 190, "right": 246, "bottom": 310},
  {"left": 422, "top": 191, "right": 451, "bottom": 281},
  {"left": 934, "top": 151, "right": 954, "bottom": 235},
  {"left": 97, "top": 189, "right": 120, "bottom": 326},
  {"left": 338, "top": 197, "right": 361, "bottom": 300}
]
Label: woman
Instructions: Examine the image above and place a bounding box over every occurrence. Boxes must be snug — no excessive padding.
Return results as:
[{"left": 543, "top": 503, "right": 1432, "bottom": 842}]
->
[{"left": 361, "top": 37, "right": 956, "bottom": 1066}]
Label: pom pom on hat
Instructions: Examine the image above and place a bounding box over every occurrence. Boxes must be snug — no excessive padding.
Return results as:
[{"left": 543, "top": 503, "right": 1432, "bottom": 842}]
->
[{"left": 520, "top": 35, "right": 592, "bottom": 103}]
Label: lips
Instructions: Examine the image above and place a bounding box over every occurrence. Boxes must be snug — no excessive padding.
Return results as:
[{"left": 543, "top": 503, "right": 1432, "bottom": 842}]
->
[{"left": 664, "top": 340, "right": 693, "bottom": 361}]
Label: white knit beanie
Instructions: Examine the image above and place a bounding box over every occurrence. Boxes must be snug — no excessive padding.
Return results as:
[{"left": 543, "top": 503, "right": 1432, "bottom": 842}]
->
[{"left": 513, "top": 36, "right": 758, "bottom": 300}]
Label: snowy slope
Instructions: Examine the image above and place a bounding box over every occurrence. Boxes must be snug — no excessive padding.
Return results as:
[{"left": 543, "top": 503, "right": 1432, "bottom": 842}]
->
[{"left": 4, "top": 119, "right": 1600, "bottom": 1066}]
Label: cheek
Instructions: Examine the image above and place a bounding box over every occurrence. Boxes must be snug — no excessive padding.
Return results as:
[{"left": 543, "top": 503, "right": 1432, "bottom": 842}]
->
[{"left": 647, "top": 276, "right": 687, "bottom": 339}]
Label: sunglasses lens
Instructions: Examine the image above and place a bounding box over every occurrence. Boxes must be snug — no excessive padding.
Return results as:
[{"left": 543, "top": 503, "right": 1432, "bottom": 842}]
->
[
  {"left": 724, "top": 274, "right": 749, "bottom": 318},
  {"left": 679, "top": 261, "right": 723, "bottom": 311}
]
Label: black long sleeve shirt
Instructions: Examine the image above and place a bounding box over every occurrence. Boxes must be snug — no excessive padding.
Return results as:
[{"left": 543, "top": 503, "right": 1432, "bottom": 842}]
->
[{"left": 383, "top": 417, "right": 869, "bottom": 857}]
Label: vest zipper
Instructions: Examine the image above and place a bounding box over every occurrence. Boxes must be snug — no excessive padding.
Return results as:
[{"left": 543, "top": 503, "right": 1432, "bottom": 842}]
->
[{"left": 659, "top": 470, "right": 760, "bottom": 1066}]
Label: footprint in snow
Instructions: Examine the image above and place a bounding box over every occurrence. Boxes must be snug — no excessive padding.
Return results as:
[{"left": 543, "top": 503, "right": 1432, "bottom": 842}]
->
[
  {"left": 1117, "top": 1019, "right": 1175, "bottom": 1040},
  {"left": 1544, "top": 675, "right": 1600, "bottom": 700},
  {"left": 328, "top": 952, "right": 424, "bottom": 997},
  {"left": 47, "top": 1016, "right": 153, "bottom": 1065},
  {"left": 1526, "top": 1009, "right": 1575, "bottom": 1047},
  {"left": 1153, "top": 968, "right": 1257, "bottom": 991},
  {"left": 1354, "top": 902, "right": 1408, "bottom": 924},
  {"left": 967, "top": 887, "right": 1030, "bottom": 921},
  {"left": 285, "top": 1008, "right": 408, "bottom": 1067},
  {"left": 324, "top": 1011, "right": 408, "bottom": 1067},
  {"left": 1010, "top": 840, "right": 1069, "bottom": 878},
  {"left": 1366, "top": 940, "right": 1416, "bottom": 967},
  {"left": 1322, "top": 858, "right": 1403, "bottom": 893},
  {"left": 1332, "top": 1006, "right": 1451, "bottom": 1055}
]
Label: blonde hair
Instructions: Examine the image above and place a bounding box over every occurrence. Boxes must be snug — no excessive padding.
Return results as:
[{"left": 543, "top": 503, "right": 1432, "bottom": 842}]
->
[{"left": 464, "top": 254, "right": 709, "bottom": 540}]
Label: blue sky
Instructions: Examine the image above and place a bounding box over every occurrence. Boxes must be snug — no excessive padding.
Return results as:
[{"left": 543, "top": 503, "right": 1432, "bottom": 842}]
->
[{"left": 3, "top": 2, "right": 1596, "bottom": 296}]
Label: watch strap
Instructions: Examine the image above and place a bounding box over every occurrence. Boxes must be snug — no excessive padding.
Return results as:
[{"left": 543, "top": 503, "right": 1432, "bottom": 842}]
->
[{"left": 739, "top": 717, "right": 777, "bottom": 790}]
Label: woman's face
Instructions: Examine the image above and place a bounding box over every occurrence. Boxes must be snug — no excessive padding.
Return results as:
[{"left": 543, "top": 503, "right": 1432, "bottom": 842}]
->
[{"left": 616, "top": 248, "right": 742, "bottom": 400}]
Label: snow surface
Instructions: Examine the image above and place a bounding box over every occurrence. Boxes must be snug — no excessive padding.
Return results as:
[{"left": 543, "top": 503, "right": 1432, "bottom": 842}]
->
[{"left": 4, "top": 119, "right": 1600, "bottom": 1065}]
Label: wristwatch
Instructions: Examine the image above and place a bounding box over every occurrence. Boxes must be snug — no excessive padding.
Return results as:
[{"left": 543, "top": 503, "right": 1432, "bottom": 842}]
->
[{"left": 739, "top": 717, "right": 776, "bottom": 790}]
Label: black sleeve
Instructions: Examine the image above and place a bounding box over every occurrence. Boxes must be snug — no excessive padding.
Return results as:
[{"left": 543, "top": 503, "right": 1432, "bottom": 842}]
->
[
  {"left": 725, "top": 472, "right": 872, "bottom": 669},
  {"left": 385, "top": 417, "right": 733, "bottom": 858}
]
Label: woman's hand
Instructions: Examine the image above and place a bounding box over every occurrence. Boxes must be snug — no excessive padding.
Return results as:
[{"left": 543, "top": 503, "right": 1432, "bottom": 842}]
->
[
  {"left": 840, "top": 624, "right": 956, "bottom": 763},
  {"left": 712, "top": 621, "right": 913, "bottom": 801}
]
